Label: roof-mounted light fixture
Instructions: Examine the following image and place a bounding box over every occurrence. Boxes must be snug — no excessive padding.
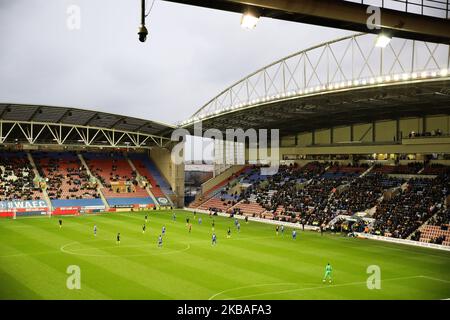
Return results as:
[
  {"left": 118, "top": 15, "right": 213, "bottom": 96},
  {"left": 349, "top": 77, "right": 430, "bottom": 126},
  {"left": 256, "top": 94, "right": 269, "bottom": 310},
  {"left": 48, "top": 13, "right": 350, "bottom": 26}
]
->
[
  {"left": 241, "top": 9, "right": 260, "bottom": 29},
  {"left": 375, "top": 33, "right": 391, "bottom": 48}
]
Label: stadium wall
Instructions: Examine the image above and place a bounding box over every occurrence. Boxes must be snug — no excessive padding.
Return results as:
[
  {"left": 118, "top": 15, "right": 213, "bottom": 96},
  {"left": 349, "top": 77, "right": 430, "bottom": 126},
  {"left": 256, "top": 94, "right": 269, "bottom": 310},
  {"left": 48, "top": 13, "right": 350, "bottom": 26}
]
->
[
  {"left": 149, "top": 148, "right": 185, "bottom": 207},
  {"left": 281, "top": 115, "right": 449, "bottom": 147},
  {"left": 248, "top": 115, "right": 450, "bottom": 161}
]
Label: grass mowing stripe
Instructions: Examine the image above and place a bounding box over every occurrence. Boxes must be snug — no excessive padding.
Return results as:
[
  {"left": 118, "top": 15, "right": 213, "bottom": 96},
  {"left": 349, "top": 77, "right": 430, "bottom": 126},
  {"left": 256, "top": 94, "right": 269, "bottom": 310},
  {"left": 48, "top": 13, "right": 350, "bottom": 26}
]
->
[{"left": 1, "top": 211, "right": 449, "bottom": 299}]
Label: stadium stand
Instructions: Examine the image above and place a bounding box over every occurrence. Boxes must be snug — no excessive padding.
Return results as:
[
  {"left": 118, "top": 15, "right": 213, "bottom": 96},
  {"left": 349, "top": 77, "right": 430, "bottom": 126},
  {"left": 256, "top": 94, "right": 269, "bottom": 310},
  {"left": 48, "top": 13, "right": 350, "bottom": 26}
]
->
[
  {"left": 188, "top": 161, "right": 450, "bottom": 246},
  {"left": 0, "top": 152, "right": 43, "bottom": 201},
  {"left": 372, "top": 163, "right": 423, "bottom": 174},
  {"left": 128, "top": 153, "right": 174, "bottom": 201},
  {"left": 82, "top": 152, "right": 154, "bottom": 207},
  {"left": 188, "top": 166, "right": 250, "bottom": 209},
  {"left": 33, "top": 151, "right": 98, "bottom": 201},
  {"left": 330, "top": 173, "right": 405, "bottom": 213},
  {"left": 372, "top": 175, "right": 449, "bottom": 239}
]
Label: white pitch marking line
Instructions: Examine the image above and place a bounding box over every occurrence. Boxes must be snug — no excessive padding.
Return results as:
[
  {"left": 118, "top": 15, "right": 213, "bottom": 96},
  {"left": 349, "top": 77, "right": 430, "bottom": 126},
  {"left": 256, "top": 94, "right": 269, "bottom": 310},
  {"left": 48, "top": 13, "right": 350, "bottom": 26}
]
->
[
  {"left": 209, "top": 275, "right": 424, "bottom": 300},
  {"left": 60, "top": 241, "right": 191, "bottom": 257}
]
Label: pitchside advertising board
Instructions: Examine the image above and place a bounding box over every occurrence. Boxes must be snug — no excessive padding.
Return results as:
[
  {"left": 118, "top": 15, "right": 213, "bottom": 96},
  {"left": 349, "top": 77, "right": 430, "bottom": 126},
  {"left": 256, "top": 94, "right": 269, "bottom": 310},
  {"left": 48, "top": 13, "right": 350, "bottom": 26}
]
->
[{"left": 0, "top": 200, "right": 49, "bottom": 217}]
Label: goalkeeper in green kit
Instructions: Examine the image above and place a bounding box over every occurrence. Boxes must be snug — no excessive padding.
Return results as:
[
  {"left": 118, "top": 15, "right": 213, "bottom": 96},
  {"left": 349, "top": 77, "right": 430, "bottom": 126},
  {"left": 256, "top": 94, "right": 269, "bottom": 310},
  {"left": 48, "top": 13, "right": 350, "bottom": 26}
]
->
[{"left": 323, "top": 263, "right": 333, "bottom": 283}]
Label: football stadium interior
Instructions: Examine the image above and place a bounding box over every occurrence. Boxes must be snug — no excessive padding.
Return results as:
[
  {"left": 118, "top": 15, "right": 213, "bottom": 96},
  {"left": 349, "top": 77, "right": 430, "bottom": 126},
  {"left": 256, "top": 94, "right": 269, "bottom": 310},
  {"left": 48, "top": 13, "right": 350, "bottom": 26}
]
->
[{"left": 1, "top": 1, "right": 450, "bottom": 300}]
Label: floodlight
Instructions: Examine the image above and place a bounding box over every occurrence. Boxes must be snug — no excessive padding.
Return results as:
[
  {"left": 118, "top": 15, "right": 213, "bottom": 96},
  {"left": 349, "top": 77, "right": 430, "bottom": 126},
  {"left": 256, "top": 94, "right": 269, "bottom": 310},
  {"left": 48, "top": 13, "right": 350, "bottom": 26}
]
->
[
  {"left": 241, "top": 12, "right": 259, "bottom": 29},
  {"left": 375, "top": 34, "right": 391, "bottom": 48}
]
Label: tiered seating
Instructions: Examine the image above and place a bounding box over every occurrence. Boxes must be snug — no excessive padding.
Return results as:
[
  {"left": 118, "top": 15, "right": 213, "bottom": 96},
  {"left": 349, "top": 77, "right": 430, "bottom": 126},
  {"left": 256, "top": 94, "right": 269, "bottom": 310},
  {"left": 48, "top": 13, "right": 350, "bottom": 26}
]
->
[
  {"left": 323, "top": 164, "right": 367, "bottom": 179},
  {"left": 131, "top": 159, "right": 165, "bottom": 198},
  {"left": 371, "top": 165, "right": 396, "bottom": 174},
  {"left": 33, "top": 152, "right": 98, "bottom": 200},
  {"left": 232, "top": 201, "right": 266, "bottom": 217},
  {"left": 147, "top": 160, "right": 175, "bottom": 196},
  {"left": 417, "top": 225, "right": 450, "bottom": 246},
  {"left": 198, "top": 197, "right": 235, "bottom": 212},
  {"left": 421, "top": 164, "right": 450, "bottom": 175},
  {"left": 331, "top": 173, "right": 404, "bottom": 213},
  {"left": 0, "top": 152, "right": 43, "bottom": 201},
  {"left": 372, "top": 175, "right": 448, "bottom": 239},
  {"left": 83, "top": 152, "right": 153, "bottom": 207},
  {"left": 189, "top": 166, "right": 249, "bottom": 208},
  {"left": 372, "top": 163, "right": 423, "bottom": 174},
  {"left": 274, "top": 205, "right": 285, "bottom": 217},
  {"left": 129, "top": 154, "right": 174, "bottom": 195},
  {"left": 83, "top": 153, "right": 140, "bottom": 193}
]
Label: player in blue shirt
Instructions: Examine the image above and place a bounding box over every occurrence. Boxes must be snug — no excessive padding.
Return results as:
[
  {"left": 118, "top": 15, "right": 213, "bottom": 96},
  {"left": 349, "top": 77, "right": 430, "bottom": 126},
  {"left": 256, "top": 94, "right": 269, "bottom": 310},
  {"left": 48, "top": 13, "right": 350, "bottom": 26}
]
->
[
  {"left": 212, "top": 233, "right": 217, "bottom": 246},
  {"left": 281, "top": 225, "right": 284, "bottom": 235},
  {"left": 172, "top": 211, "right": 176, "bottom": 221},
  {"left": 198, "top": 217, "right": 202, "bottom": 225},
  {"left": 162, "top": 225, "right": 166, "bottom": 235},
  {"left": 237, "top": 222, "right": 241, "bottom": 233},
  {"left": 292, "top": 230, "right": 297, "bottom": 240}
]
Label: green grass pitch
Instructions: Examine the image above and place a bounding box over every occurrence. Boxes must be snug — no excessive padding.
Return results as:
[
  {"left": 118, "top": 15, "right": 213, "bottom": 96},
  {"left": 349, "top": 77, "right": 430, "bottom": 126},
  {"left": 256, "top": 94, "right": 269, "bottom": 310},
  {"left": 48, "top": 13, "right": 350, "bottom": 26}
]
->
[{"left": 0, "top": 210, "right": 449, "bottom": 300}]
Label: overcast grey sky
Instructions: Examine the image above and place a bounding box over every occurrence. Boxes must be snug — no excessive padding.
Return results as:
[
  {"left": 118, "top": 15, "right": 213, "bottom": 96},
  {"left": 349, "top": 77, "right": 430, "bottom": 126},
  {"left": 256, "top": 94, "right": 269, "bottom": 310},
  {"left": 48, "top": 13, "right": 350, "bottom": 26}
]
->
[{"left": 0, "top": 0, "right": 352, "bottom": 125}]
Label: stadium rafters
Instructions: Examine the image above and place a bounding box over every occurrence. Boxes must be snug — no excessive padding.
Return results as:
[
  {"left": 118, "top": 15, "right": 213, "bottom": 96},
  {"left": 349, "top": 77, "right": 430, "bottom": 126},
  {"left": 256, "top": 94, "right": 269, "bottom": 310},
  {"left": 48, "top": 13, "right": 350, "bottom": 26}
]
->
[
  {"left": 0, "top": 104, "right": 174, "bottom": 149},
  {"left": 164, "top": 0, "right": 450, "bottom": 43},
  {"left": 181, "top": 33, "right": 450, "bottom": 134}
]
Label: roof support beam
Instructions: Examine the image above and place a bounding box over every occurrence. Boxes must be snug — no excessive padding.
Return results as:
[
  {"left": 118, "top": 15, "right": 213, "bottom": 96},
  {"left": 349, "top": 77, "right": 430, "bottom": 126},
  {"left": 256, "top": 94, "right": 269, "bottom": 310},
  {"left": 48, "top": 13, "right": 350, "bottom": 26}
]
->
[
  {"left": 164, "top": 0, "right": 450, "bottom": 43},
  {"left": 0, "top": 120, "right": 171, "bottom": 149}
]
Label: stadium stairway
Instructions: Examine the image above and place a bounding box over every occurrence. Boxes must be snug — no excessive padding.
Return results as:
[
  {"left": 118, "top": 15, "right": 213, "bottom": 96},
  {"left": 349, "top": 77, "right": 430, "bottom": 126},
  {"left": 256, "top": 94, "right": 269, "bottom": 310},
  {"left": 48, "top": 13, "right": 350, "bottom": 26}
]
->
[
  {"left": 189, "top": 165, "right": 248, "bottom": 209},
  {"left": 27, "top": 152, "right": 52, "bottom": 210},
  {"left": 407, "top": 211, "right": 441, "bottom": 240},
  {"left": 128, "top": 153, "right": 174, "bottom": 206},
  {"left": 359, "top": 164, "right": 375, "bottom": 178},
  {"left": 78, "top": 153, "right": 95, "bottom": 178},
  {"left": 125, "top": 156, "right": 160, "bottom": 207},
  {"left": 78, "top": 153, "right": 110, "bottom": 210}
]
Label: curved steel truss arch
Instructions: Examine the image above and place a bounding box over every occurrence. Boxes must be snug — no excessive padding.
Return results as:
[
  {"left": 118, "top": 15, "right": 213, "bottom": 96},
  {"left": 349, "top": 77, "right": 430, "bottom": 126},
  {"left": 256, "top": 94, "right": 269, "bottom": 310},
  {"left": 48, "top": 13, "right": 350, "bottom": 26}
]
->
[{"left": 183, "top": 33, "right": 450, "bottom": 126}]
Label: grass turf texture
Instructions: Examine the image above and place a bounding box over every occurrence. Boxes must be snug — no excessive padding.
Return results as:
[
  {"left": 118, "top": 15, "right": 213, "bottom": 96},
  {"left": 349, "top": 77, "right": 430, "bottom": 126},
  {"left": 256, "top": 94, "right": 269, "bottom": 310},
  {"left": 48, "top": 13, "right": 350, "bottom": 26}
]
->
[{"left": 0, "top": 210, "right": 449, "bottom": 300}]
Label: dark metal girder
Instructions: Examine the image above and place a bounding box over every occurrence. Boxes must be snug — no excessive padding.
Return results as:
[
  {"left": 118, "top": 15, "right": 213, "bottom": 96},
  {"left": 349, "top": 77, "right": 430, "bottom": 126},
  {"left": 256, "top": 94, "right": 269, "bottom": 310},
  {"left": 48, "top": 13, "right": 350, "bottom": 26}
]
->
[{"left": 163, "top": 0, "right": 450, "bottom": 43}]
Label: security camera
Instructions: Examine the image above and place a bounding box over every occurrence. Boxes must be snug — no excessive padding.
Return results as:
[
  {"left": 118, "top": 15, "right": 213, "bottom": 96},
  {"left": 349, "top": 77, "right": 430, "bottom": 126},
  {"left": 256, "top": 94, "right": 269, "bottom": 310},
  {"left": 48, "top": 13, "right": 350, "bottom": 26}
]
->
[{"left": 138, "top": 25, "right": 148, "bottom": 42}]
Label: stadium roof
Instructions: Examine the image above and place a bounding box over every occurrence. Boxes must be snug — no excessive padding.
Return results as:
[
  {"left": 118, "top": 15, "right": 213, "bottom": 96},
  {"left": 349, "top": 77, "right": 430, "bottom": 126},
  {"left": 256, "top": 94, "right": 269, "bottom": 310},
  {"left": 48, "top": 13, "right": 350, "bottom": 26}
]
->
[
  {"left": 183, "top": 78, "right": 450, "bottom": 136},
  {"left": 0, "top": 103, "right": 175, "bottom": 138},
  {"left": 182, "top": 33, "right": 450, "bottom": 136},
  {"left": 164, "top": 0, "right": 450, "bottom": 44}
]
